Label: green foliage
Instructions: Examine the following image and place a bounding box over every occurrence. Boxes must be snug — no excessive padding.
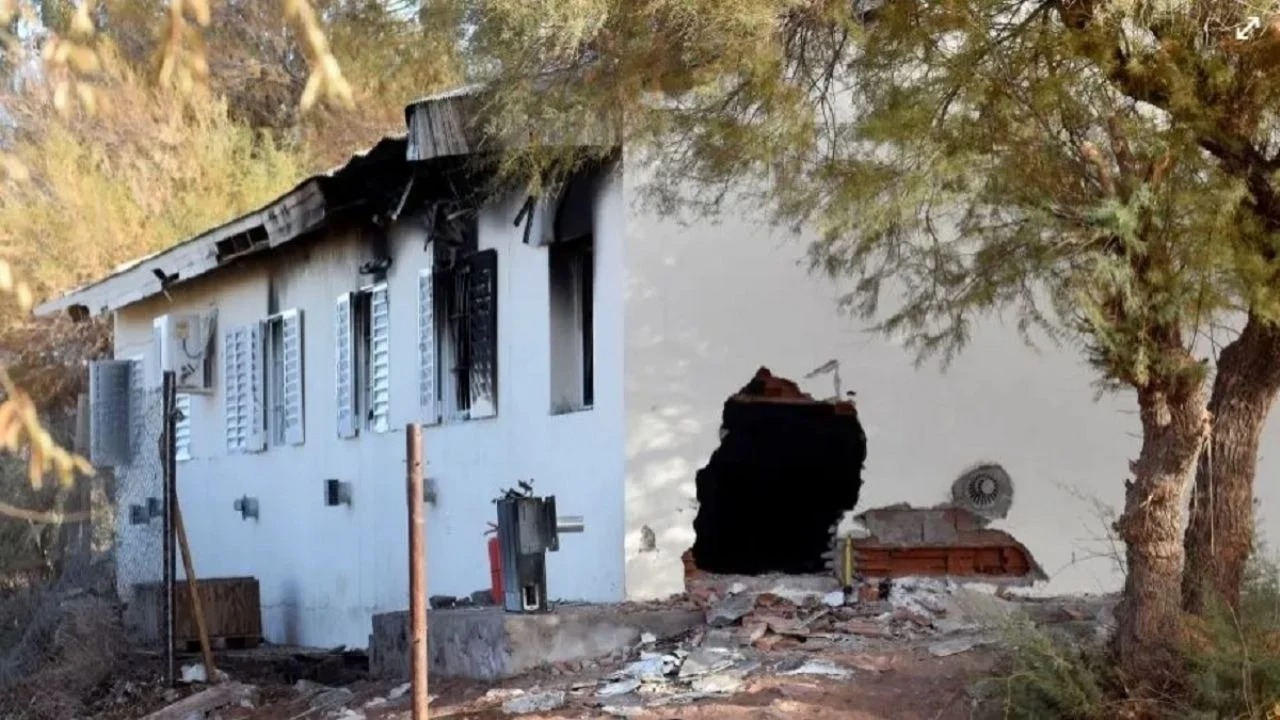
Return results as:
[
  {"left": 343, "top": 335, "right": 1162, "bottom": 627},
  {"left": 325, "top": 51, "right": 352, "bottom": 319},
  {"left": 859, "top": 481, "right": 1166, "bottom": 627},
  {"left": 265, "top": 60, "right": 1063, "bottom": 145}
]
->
[
  {"left": 1181, "top": 551, "right": 1280, "bottom": 719},
  {"left": 979, "top": 616, "right": 1111, "bottom": 720},
  {"left": 982, "top": 550, "right": 1280, "bottom": 720},
  {"left": 465, "top": 0, "right": 1276, "bottom": 394}
]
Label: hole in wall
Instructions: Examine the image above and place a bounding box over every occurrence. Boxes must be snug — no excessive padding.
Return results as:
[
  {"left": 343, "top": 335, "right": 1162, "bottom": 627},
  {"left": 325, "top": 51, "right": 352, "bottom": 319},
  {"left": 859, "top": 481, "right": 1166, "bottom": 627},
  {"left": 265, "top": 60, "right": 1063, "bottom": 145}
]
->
[{"left": 690, "top": 367, "right": 867, "bottom": 575}]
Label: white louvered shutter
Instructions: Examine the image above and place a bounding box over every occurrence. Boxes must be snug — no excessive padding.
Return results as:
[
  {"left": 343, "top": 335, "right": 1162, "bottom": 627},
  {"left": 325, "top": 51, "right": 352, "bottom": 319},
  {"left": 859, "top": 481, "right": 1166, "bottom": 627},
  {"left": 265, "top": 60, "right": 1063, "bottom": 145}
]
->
[
  {"left": 369, "top": 283, "right": 391, "bottom": 433},
  {"left": 245, "top": 321, "right": 267, "bottom": 452},
  {"left": 281, "top": 309, "right": 305, "bottom": 445},
  {"left": 335, "top": 293, "right": 357, "bottom": 439},
  {"left": 174, "top": 393, "right": 192, "bottom": 461},
  {"left": 223, "top": 328, "right": 247, "bottom": 453},
  {"left": 417, "top": 269, "right": 438, "bottom": 424}
]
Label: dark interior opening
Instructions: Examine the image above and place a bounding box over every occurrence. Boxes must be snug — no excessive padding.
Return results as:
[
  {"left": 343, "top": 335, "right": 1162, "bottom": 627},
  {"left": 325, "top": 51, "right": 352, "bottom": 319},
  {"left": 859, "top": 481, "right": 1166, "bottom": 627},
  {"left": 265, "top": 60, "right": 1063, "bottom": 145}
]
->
[{"left": 691, "top": 367, "right": 867, "bottom": 575}]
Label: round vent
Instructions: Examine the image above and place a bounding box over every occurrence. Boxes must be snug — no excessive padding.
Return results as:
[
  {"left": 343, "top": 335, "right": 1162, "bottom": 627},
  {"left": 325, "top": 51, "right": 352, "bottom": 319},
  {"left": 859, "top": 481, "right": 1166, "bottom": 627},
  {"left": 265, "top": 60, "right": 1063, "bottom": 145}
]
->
[{"left": 951, "top": 463, "right": 1014, "bottom": 520}]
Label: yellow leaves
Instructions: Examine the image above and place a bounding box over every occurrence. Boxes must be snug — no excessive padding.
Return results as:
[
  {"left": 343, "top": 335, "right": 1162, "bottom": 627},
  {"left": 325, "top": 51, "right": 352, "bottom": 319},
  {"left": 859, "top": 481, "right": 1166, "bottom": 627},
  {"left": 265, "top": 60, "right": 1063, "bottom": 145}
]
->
[
  {"left": 287, "top": 0, "right": 355, "bottom": 112},
  {"left": 43, "top": 4, "right": 105, "bottom": 120},
  {"left": 0, "top": 271, "right": 97, "bottom": 493},
  {"left": 0, "top": 155, "right": 28, "bottom": 183},
  {"left": 0, "top": 372, "right": 93, "bottom": 492},
  {"left": 154, "top": 0, "right": 213, "bottom": 95}
]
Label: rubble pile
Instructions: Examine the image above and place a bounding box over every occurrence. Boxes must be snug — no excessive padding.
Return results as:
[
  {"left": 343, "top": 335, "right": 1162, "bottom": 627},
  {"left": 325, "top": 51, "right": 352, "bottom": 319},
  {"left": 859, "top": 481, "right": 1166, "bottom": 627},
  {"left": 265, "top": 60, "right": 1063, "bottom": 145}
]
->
[{"left": 123, "top": 575, "right": 1118, "bottom": 720}]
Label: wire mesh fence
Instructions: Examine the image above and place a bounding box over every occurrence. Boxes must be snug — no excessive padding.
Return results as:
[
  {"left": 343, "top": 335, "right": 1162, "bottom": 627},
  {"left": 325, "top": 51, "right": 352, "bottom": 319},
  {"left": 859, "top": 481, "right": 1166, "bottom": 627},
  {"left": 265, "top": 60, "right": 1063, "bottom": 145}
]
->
[
  {"left": 115, "top": 383, "right": 170, "bottom": 643},
  {"left": 0, "top": 372, "right": 179, "bottom": 719}
]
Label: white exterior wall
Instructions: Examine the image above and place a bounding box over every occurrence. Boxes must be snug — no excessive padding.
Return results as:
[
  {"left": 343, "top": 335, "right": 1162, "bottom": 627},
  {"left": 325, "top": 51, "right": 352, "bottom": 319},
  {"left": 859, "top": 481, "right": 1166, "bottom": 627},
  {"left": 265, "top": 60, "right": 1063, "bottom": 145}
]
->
[
  {"left": 619, "top": 167, "right": 1280, "bottom": 601},
  {"left": 111, "top": 174, "right": 627, "bottom": 648}
]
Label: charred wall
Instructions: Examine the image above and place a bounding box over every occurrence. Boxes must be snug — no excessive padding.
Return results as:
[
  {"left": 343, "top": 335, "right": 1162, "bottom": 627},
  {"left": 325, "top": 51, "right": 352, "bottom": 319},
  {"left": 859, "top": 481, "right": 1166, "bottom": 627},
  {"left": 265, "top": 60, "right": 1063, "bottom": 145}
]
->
[{"left": 691, "top": 368, "right": 867, "bottom": 574}]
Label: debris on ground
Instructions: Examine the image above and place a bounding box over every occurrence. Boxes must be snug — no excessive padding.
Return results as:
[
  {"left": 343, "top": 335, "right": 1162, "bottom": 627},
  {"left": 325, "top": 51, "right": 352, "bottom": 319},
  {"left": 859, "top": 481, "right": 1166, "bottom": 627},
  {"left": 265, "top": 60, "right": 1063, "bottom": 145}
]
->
[
  {"left": 137, "top": 682, "right": 257, "bottom": 720},
  {"left": 0, "top": 572, "right": 1118, "bottom": 720}
]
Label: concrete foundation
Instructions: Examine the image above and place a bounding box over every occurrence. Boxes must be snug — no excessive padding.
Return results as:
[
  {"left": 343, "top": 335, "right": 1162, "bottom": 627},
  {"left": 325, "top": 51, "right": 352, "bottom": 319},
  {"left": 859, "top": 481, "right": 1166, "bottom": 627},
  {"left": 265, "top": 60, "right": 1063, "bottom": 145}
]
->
[{"left": 369, "top": 604, "right": 704, "bottom": 681}]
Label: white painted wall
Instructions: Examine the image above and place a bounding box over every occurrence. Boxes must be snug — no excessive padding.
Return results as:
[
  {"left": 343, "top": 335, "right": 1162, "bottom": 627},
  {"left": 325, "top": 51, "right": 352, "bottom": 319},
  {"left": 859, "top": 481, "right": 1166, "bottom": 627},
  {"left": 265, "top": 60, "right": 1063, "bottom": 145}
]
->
[
  {"left": 110, "top": 175, "right": 627, "bottom": 648},
  {"left": 619, "top": 166, "right": 1280, "bottom": 601}
]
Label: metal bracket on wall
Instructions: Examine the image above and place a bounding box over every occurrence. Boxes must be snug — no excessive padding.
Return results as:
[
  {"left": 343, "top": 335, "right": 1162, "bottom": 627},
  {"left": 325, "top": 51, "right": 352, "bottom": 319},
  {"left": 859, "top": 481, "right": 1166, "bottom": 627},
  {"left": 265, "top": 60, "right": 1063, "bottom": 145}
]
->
[
  {"left": 128, "top": 497, "right": 164, "bottom": 525},
  {"left": 233, "top": 495, "right": 259, "bottom": 520},
  {"left": 423, "top": 477, "right": 438, "bottom": 506}
]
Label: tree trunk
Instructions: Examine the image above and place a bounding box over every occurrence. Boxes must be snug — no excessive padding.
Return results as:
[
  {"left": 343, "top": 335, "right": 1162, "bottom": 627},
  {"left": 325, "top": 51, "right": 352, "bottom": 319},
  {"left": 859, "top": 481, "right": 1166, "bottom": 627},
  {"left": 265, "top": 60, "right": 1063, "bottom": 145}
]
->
[
  {"left": 1183, "top": 314, "right": 1280, "bottom": 614},
  {"left": 1113, "top": 379, "right": 1210, "bottom": 691}
]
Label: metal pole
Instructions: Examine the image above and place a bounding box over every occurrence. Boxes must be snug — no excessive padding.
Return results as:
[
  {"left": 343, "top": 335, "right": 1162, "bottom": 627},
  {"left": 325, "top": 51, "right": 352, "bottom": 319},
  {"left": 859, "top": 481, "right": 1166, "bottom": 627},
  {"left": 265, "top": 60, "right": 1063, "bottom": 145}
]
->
[
  {"left": 406, "top": 423, "right": 428, "bottom": 719},
  {"left": 161, "top": 371, "right": 177, "bottom": 687}
]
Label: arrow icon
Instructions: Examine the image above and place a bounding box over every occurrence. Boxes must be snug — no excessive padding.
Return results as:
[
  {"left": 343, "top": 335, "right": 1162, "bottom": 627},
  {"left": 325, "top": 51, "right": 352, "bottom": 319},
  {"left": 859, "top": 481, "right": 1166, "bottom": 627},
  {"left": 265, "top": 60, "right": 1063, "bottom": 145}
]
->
[{"left": 1237, "top": 16, "right": 1262, "bottom": 40}]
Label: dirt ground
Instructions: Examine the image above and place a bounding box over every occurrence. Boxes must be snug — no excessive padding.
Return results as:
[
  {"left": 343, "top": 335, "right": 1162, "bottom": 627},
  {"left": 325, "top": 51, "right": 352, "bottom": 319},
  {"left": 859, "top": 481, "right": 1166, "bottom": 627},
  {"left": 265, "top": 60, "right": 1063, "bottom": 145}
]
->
[{"left": 93, "top": 577, "right": 1112, "bottom": 720}]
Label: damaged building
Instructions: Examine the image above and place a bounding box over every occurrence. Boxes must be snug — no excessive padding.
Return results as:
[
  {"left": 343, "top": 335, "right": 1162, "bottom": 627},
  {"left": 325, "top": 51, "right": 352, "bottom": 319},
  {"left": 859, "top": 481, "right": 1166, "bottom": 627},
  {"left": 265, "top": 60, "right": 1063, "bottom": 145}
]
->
[{"left": 36, "top": 85, "right": 1156, "bottom": 650}]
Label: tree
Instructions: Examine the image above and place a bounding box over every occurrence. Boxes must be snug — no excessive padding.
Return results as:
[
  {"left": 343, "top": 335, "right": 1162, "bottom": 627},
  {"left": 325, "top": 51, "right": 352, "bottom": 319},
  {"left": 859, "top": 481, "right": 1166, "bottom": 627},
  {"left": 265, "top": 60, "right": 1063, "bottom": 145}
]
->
[
  {"left": 460, "top": 0, "right": 1277, "bottom": 693},
  {"left": 1044, "top": 0, "right": 1280, "bottom": 619}
]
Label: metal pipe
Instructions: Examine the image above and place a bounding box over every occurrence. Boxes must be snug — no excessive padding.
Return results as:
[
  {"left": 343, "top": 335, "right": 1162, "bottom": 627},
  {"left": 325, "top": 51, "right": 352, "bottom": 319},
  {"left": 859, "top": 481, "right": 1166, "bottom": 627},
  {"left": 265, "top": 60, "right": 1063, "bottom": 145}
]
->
[
  {"left": 161, "top": 371, "right": 177, "bottom": 688},
  {"left": 556, "top": 516, "right": 585, "bottom": 534}
]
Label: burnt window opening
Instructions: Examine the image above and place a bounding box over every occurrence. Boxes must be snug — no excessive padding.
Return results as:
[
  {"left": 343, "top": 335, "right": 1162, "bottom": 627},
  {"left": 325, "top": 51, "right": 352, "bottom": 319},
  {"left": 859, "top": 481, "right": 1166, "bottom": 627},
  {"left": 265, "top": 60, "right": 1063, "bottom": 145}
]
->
[
  {"left": 549, "top": 234, "right": 594, "bottom": 414},
  {"left": 437, "top": 260, "right": 472, "bottom": 418},
  {"left": 431, "top": 247, "right": 498, "bottom": 422},
  {"left": 690, "top": 368, "right": 867, "bottom": 575}
]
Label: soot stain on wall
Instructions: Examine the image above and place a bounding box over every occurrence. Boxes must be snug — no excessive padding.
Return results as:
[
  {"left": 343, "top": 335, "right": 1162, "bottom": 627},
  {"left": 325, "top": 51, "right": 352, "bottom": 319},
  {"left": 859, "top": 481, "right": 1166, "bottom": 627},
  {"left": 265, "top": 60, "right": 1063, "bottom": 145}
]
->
[{"left": 691, "top": 367, "right": 867, "bottom": 575}]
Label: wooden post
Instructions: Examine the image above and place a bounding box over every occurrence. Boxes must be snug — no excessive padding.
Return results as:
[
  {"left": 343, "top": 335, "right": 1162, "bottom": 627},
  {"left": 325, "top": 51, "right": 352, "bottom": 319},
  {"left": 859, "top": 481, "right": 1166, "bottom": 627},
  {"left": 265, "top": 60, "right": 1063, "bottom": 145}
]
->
[
  {"left": 406, "top": 423, "right": 428, "bottom": 719},
  {"left": 173, "top": 499, "right": 217, "bottom": 682}
]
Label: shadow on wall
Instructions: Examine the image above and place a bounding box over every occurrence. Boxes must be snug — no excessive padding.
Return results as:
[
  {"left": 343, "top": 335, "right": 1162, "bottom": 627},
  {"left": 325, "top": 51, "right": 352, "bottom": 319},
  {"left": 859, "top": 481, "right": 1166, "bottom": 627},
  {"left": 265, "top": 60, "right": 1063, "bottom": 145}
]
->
[
  {"left": 279, "top": 579, "right": 301, "bottom": 646},
  {"left": 623, "top": 207, "right": 855, "bottom": 597}
]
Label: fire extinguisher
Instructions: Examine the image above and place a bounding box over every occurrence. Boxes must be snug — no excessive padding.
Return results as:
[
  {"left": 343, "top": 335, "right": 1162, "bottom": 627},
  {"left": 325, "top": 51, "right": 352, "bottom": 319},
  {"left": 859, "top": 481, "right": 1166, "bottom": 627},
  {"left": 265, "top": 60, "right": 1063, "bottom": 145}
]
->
[{"left": 485, "top": 522, "right": 502, "bottom": 605}]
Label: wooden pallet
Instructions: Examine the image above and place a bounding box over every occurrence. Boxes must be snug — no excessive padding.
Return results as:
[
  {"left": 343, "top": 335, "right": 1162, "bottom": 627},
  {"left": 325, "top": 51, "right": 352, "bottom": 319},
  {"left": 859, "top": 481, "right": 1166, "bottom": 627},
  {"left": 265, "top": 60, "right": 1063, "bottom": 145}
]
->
[{"left": 180, "top": 635, "right": 262, "bottom": 653}]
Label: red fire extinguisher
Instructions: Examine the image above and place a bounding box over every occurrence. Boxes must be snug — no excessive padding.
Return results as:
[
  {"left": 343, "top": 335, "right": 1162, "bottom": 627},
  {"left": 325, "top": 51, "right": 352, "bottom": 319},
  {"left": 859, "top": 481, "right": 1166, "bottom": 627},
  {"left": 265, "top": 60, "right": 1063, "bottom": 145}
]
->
[{"left": 486, "top": 523, "right": 503, "bottom": 604}]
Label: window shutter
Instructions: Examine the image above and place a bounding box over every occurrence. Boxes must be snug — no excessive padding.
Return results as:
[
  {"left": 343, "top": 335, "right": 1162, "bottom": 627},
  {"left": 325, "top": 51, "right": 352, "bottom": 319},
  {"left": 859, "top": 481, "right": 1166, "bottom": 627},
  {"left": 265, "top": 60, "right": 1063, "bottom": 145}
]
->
[
  {"left": 417, "top": 269, "right": 438, "bottom": 424},
  {"left": 245, "top": 322, "right": 267, "bottom": 452},
  {"left": 466, "top": 249, "right": 499, "bottom": 419},
  {"left": 174, "top": 393, "right": 192, "bottom": 461},
  {"left": 224, "top": 328, "right": 245, "bottom": 453},
  {"left": 88, "top": 359, "right": 133, "bottom": 467},
  {"left": 282, "top": 309, "right": 305, "bottom": 445},
  {"left": 335, "top": 292, "right": 357, "bottom": 439},
  {"left": 369, "top": 282, "right": 391, "bottom": 433}
]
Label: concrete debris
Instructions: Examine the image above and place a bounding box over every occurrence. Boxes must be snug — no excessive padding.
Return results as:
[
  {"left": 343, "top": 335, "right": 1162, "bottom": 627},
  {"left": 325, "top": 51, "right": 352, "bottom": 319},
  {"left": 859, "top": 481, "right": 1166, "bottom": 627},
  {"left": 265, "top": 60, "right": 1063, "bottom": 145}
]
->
[
  {"left": 706, "top": 592, "right": 756, "bottom": 627},
  {"left": 779, "top": 659, "right": 853, "bottom": 679},
  {"left": 689, "top": 670, "right": 747, "bottom": 694},
  {"left": 387, "top": 682, "right": 411, "bottom": 700},
  {"left": 596, "top": 678, "right": 642, "bottom": 697},
  {"left": 310, "top": 687, "right": 356, "bottom": 710},
  {"left": 137, "top": 682, "right": 258, "bottom": 720},
  {"left": 928, "top": 635, "right": 995, "bottom": 657},
  {"left": 179, "top": 662, "right": 230, "bottom": 685},
  {"left": 294, "top": 679, "right": 329, "bottom": 697},
  {"left": 502, "top": 689, "right": 568, "bottom": 714},
  {"left": 823, "top": 590, "right": 847, "bottom": 607},
  {"left": 639, "top": 631, "right": 657, "bottom": 645},
  {"left": 677, "top": 647, "right": 742, "bottom": 678},
  {"left": 614, "top": 653, "right": 680, "bottom": 682}
]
